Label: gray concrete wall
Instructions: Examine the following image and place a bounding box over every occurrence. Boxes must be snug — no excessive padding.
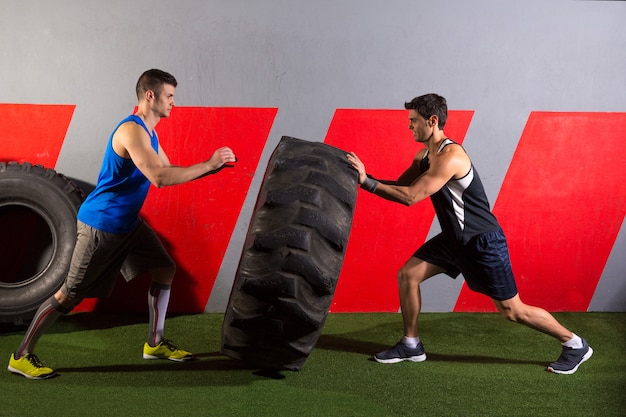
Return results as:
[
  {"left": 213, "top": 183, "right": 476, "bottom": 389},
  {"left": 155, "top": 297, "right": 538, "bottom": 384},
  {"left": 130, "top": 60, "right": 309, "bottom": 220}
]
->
[{"left": 1, "top": 0, "right": 624, "bottom": 311}]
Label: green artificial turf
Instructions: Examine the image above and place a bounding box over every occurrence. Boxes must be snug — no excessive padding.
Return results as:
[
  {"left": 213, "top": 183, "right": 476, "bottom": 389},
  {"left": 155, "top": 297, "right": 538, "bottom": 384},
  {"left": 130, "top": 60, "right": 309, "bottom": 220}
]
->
[{"left": 1, "top": 312, "right": 624, "bottom": 417}]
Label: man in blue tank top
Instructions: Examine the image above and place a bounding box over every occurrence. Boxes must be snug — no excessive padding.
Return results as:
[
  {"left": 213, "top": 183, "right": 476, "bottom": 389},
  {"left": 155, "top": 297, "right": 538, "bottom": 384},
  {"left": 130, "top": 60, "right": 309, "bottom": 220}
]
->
[
  {"left": 346, "top": 94, "right": 592, "bottom": 375},
  {"left": 8, "top": 69, "right": 237, "bottom": 379}
]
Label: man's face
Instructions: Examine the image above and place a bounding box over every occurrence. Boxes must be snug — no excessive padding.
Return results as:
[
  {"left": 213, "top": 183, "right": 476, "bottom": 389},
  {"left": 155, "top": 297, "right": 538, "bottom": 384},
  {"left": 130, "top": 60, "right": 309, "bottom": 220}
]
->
[
  {"left": 153, "top": 84, "right": 176, "bottom": 118},
  {"left": 408, "top": 110, "right": 432, "bottom": 143}
]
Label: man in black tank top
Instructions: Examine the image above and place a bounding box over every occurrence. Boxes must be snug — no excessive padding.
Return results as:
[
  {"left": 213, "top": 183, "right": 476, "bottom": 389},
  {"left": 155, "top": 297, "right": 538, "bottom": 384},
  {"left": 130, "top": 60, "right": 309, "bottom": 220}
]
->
[{"left": 347, "top": 93, "right": 592, "bottom": 374}]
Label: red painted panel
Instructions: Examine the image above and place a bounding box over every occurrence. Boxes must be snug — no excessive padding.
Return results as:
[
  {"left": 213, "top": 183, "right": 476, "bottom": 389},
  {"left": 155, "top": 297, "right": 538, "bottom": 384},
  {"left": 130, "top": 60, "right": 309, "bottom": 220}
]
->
[
  {"left": 454, "top": 112, "right": 626, "bottom": 312},
  {"left": 0, "top": 104, "right": 75, "bottom": 303},
  {"left": 325, "top": 109, "right": 474, "bottom": 312},
  {"left": 0, "top": 104, "right": 75, "bottom": 168},
  {"left": 86, "top": 107, "right": 277, "bottom": 313}
]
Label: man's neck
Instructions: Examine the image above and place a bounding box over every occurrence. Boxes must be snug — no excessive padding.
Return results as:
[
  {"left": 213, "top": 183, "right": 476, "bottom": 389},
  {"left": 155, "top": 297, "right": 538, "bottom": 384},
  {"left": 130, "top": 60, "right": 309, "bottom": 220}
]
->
[
  {"left": 134, "top": 106, "right": 160, "bottom": 132},
  {"left": 425, "top": 131, "right": 447, "bottom": 154}
]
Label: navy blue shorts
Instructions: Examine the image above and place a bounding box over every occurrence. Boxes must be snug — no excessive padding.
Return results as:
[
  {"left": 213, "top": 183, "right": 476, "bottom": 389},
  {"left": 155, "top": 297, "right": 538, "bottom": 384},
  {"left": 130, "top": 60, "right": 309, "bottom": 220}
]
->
[{"left": 413, "top": 230, "right": 518, "bottom": 301}]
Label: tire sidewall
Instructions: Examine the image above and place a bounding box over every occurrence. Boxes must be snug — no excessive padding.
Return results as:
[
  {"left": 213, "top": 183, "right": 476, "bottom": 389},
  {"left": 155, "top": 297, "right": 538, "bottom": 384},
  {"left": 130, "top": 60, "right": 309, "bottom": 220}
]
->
[{"left": 0, "top": 163, "right": 83, "bottom": 323}]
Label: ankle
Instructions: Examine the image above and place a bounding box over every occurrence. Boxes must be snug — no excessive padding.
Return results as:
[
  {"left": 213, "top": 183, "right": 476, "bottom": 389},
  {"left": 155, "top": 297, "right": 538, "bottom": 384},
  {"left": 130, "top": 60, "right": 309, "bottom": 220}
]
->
[
  {"left": 402, "top": 336, "right": 420, "bottom": 348},
  {"left": 562, "top": 333, "right": 583, "bottom": 349}
]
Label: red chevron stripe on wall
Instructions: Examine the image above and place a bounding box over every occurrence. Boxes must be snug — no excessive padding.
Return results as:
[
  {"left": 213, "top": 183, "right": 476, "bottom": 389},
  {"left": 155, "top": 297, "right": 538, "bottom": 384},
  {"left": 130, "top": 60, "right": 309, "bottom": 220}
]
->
[
  {"left": 0, "top": 104, "right": 75, "bottom": 167},
  {"left": 1, "top": 105, "right": 623, "bottom": 313},
  {"left": 324, "top": 109, "right": 475, "bottom": 312},
  {"left": 454, "top": 112, "right": 626, "bottom": 312},
  {"left": 81, "top": 107, "right": 278, "bottom": 313}
]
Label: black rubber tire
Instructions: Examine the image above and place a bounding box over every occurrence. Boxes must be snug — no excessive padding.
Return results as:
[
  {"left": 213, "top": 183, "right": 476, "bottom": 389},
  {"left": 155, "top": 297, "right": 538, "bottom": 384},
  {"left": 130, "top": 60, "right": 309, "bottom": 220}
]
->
[
  {"left": 221, "top": 136, "right": 358, "bottom": 371},
  {"left": 0, "top": 162, "right": 85, "bottom": 325}
]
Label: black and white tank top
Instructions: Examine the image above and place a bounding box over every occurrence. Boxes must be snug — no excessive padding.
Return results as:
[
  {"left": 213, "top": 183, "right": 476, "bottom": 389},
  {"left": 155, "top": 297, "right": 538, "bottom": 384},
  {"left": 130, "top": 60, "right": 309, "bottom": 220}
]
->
[{"left": 420, "top": 139, "right": 501, "bottom": 244}]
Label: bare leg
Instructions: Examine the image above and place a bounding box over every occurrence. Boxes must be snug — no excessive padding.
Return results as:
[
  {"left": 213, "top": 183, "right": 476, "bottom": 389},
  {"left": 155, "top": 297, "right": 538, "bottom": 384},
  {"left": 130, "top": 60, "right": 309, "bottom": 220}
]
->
[
  {"left": 397, "top": 257, "right": 446, "bottom": 337},
  {"left": 373, "top": 258, "right": 444, "bottom": 363},
  {"left": 492, "top": 294, "right": 572, "bottom": 343}
]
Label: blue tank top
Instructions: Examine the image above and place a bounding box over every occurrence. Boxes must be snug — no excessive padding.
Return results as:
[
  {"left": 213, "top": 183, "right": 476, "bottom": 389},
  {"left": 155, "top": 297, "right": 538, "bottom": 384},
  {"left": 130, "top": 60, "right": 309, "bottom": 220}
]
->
[{"left": 77, "top": 115, "right": 158, "bottom": 234}]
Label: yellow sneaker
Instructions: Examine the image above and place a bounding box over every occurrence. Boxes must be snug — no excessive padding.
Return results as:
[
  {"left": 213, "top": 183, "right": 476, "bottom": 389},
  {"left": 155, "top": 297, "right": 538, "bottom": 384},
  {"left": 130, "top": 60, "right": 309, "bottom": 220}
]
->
[
  {"left": 143, "top": 339, "right": 193, "bottom": 362},
  {"left": 8, "top": 353, "right": 57, "bottom": 380}
]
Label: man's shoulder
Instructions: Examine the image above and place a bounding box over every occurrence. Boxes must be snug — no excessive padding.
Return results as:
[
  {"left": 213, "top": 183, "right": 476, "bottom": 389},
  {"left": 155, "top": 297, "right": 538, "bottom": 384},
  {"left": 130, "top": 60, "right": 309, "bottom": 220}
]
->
[
  {"left": 114, "top": 119, "right": 151, "bottom": 140},
  {"left": 433, "top": 142, "right": 472, "bottom": 177},
  {"left": 435, "top": 141, "right": 467, "bottom": 160}
]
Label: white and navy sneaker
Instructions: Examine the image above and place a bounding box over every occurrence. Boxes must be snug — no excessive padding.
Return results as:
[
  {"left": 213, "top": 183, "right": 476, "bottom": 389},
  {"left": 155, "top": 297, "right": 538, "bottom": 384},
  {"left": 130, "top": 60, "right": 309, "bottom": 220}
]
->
[
  {"left": 547, "top": 338, "right": 593, "bottom": 374},
  {"left": 374, "top": 341, "right": 427, "bottom": 364}
]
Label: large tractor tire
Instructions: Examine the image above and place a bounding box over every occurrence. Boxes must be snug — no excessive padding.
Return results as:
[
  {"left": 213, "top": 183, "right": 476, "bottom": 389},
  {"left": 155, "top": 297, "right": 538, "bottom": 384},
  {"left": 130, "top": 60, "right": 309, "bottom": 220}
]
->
[
  {"left": 221, "top": 136, "right": 358, "bottom": 371},
  {"left": 0, "top": 162, "right": 85, "bottom": 325}
]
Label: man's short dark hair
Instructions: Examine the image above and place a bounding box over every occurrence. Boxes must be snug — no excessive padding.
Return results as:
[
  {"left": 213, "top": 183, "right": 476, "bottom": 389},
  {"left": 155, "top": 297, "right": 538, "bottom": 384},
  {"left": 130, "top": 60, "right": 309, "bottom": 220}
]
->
[
  {"left": 404, "top": 94, "right": 448, "bottom": 129},
  {"left": 136, "top": 69, "right": 178, "bottom": 100}
]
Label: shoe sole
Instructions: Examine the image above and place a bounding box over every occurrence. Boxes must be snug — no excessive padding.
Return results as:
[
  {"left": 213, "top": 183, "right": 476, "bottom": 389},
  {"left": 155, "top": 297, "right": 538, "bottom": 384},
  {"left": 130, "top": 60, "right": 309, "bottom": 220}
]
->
[
  {"left": 547, "top": 346, "right": 593, "bottom": 375},
  {"left": 142, "top": 353, "right": 194, "bottom": 362},
  {"left": 374, "top": 353, "right": 427, "bottom": 364},
  {"left": 7, "top": 364, "right": 57, "bottom": 380}
]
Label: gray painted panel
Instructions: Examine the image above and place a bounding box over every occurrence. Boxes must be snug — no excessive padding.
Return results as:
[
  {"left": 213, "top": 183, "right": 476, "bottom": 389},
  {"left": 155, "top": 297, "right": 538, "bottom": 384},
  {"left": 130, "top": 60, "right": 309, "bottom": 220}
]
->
[{"left": 589, "top": 220, "right": 626, "bottom": 312}]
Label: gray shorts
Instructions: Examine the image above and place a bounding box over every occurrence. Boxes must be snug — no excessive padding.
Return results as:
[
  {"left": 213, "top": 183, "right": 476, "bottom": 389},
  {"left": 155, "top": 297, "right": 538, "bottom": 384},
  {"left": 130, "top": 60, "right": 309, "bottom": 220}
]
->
[{"left": 60, "top": 220, "right": 175, "bottom": 299}]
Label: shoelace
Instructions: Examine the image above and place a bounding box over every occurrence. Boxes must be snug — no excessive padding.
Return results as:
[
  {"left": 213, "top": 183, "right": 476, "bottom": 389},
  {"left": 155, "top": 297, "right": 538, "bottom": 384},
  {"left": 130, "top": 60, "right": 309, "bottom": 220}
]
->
[
  {"left": 25, "top": 354, "right": 46, "bottom": 368},
  {"left": 161, "top": 339, "right": 179, "bottom": 352}
]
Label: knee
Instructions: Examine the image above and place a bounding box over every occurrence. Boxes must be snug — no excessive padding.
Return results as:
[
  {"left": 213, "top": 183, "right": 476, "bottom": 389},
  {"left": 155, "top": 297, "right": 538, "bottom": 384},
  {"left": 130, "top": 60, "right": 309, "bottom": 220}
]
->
[
  {"left": 397, "top": 266, "right": 409, "bottom": 284},
  {"left": 150, "top": 264, "right": 177, "bottom": 285},
  {"left": 397, "top": 265, "right": 420, "bottom": 288},
  {"left": 498, "top": 308, "right": 520, "bottom": 323},
  {"left": 496, "top": 302, "right": 529, "bottom": 324},
  {"left": 54, "top": 290, "right": 79, "bottom": 312},
  {"left": 494, "top": 295, "right": 528, "bottom": 323}
]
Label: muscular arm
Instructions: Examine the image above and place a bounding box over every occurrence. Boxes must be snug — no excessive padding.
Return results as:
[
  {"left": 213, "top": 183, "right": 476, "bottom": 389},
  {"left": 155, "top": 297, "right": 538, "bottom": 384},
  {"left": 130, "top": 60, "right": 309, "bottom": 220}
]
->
[
  {"left": 347, "top": 144, "right": 470, "bottom": 206},
  {"left": 113, "top": 122, "right": 236, "bottom": 188},
  {"left": 390, "top": 151, "right": 426, "bottom": 186},
  {"left": 357, "top": 150, "right": 425, "bottom": 187}
]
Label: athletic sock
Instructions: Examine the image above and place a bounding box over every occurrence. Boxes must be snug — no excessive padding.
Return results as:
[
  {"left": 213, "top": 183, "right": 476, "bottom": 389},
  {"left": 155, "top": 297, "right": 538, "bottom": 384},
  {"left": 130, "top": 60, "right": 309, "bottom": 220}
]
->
[
  {"left": 562, "top": 333, "right": 584, "bottom": 349},
  {"left": 14, "top": 296, "right": 72, "bottom": 359},
  {"left": 402, "top": 336, "right": 420, "bottom": 349},
  {"left": 147, "top": 282, "right": 171, "bottom": 347}
]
